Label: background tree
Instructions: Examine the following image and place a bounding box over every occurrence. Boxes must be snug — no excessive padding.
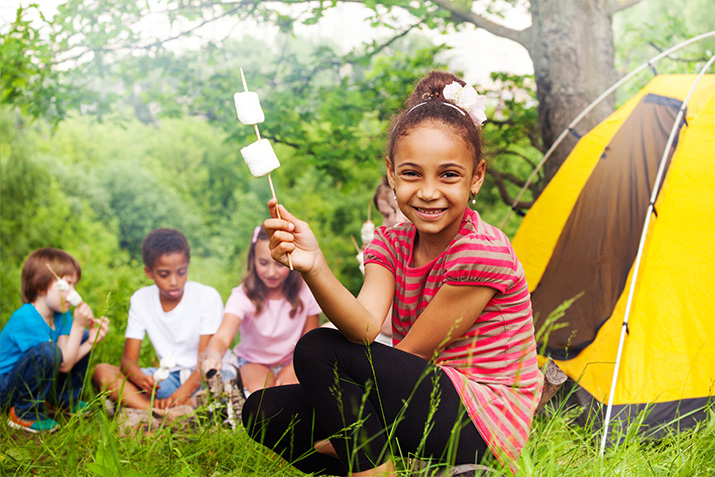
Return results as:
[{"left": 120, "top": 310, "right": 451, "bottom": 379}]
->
[{"left": 9, "top": 0, "right": 641, "bottom": 189}]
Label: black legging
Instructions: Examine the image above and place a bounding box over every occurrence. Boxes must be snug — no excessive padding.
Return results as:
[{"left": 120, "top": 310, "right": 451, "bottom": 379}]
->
[{"left": 242, "top": 328, "right": 488, "bottom": 476}]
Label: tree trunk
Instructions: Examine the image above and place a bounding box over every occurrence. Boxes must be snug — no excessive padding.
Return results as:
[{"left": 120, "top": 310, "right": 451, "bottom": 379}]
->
[{"left": 527, "top": 0, "right": 618, "bottom": 186}]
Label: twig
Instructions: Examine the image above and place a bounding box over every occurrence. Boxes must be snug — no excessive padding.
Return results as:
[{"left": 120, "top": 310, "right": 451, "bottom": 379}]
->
[
  {"left": 350, "top": 235, "right": 361, "bottom": 254},
  {"left": 45, "top": 263, "right": 60, "bottom": 279}
]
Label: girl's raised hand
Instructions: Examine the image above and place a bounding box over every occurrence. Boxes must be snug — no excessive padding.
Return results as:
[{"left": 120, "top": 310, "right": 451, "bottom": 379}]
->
[{"left": 265, "top": 199, "right": 321, "bottom": 273}]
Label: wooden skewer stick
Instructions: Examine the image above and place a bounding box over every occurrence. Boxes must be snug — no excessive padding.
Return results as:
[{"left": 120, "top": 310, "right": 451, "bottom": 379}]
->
[
  {"left": 367, "top": 201, "right": 371, "bottom": 223},
  {"left": 46, "top": 263, "right": 60, "bottom": 279},
  {"left": 350, "top": 235, "right": 361, "bottom": 254},
  {"left": 240, "top": 68, "right": 293, "bottom": 270}
]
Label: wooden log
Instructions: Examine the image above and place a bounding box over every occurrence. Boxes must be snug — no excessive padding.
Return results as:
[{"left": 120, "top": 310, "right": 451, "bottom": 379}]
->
[{"left": 535, "top": 358, "right": 568, "bottom": 412}]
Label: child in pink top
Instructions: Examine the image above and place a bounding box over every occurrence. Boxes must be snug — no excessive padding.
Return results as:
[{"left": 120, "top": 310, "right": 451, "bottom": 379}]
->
[
  {"left": 245, "top": 71, "right": 543, "bottom": 476},
  {"left": 202, "top": 226, "right": 320, "bottom": 394}
]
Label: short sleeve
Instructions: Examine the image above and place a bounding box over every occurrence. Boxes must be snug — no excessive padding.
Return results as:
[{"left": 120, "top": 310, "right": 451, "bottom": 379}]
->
[
  {"left": 124, "top": 291, "right": 147, "bottom": 340},
  {"left": 299, "top": 283, "right": 322, "bottom": 316},
  {"left": 223, "top": 286, "right": 254, "bottom": 321},
  {"left": 10, "top": 317, "right": 42, "bottom": 353},
  {"left": 363, "top": 226, "right": 396, "bottom": 275},
  {"left": 443, "top": 232, "right": 518, "bottom": 294},
  {"left": 58, "top": 312, "right": 73, "bottom": 336},
  {"left": 199, "top": 286, "right": 224, "bottom": 335}
]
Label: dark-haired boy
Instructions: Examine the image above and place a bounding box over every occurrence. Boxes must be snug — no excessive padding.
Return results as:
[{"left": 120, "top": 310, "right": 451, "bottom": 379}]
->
[
  {"left": 0, "top": 248, "right": 110, "bottom": 433},
  {"left": 93, "top": 228, "right": 223, "bottom": 410}
]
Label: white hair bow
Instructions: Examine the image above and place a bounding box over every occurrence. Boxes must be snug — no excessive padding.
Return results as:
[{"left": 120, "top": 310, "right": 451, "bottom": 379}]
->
[{"left": 443, "top": 82, "right": 487, "bottom": 126}]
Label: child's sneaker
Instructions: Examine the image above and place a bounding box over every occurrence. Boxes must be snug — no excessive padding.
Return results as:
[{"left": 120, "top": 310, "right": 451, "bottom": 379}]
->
[
  {"left": 46, "top": 400, "right": 91, "bottom": 416},
  {"left": 68, "top": 400, "right": 91, "bottom": 416},
  {"left": 8, "top": 407, "right": 59, "bottom": 434}
]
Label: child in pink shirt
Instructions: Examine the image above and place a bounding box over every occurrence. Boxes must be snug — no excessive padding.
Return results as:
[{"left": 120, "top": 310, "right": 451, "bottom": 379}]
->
[{"left": 202, "top": 225, "right": 320, "bottom": 394}]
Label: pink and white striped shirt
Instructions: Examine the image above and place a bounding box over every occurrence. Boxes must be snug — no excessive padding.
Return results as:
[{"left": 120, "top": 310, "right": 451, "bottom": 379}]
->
[{"left": 364, "top": 207, "right": 543, "bottom": 467}]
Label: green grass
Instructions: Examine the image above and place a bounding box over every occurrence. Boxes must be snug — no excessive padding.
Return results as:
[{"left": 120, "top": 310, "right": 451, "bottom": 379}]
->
[
  {"left": 522, "top": 402, "right": 715, "bottom": 476},
  {"left": 1, "top": 391, "right": 713, "bottom": 476},
  {"left": 2, "top": 312, "right": 712, "bottom": 476}
]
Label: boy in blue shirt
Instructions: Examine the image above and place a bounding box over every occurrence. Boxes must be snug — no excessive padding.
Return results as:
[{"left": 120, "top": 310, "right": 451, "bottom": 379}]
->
[{"left": 0, "top": 248, "right": 110, "bottom": 433}]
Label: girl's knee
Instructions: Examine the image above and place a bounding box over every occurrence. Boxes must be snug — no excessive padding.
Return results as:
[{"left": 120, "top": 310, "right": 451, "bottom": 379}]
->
[
  {"left": 242, "top": 390, "right": 287, "bottom": 441},
  {"left": 294, "top": 327, "right": 343, "bottom": 370},
  {"left": 241, "top": 392, "right": 261, "bottom": 437}
]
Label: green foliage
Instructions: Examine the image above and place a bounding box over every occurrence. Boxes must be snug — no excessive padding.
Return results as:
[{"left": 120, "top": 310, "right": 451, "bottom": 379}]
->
[
  {"left": 1, "top": 1, "right": 540, "bottom": 372},
  {"left": 0, "top": 6, "right": 64, "bottom": 122},
  {"left": 1, "top": 108, "right": 136, "bottom": 316},
  {"left": 613, "top": 0, "right": 715, "bottom": 102}
]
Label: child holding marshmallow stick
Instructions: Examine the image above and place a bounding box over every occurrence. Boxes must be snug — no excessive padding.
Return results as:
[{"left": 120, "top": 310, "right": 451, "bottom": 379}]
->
[
  {"left": 0, "top": 248, "right": 110, "bottom": 433},
  {"left": 201, "top": 225, "right": 320, "bottom": 395},
  {"left": 244, "top": 71, "right": 542, "bottom": 476},
  {"left": 93, "top": 228, "right": 223, "bottom": 411}
]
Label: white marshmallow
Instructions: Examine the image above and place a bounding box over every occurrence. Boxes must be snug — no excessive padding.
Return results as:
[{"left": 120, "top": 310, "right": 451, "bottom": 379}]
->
[
  {"left": 160, "top": 356, "right": 176, "bottom": 370},
  {"left": 153, "top": 368, "right": 170, "bottom": 383},
  {"left": 57, "top": 278, "right": 70, "bottom": 292},
  {"left": 361, "top": 221, "right": 375, "bottom": 246},
  {"left": 241, "top": 139, "right": 281, "bottom": 177},
  {"left": 66, "top": 290, "right": 82, "bottom": 306},
  {"left": 234, "top": 92, "right": 265, "bottom": 125},
  {"left": 356, "top": 252, "right": 365, "bottom": 275}
]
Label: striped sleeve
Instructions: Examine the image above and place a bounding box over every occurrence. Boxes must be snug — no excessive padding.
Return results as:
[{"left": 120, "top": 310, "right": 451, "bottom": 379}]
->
[
  {"left": 443, "top": 227, "right": 518, "bottom": 293},
  {"left": 363, "top": 226, "right": 396, "bottom": 275}
]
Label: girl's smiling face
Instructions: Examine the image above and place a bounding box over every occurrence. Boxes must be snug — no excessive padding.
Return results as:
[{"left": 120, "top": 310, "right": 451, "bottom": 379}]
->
[
  {"left": 388, "top": 122, "right": 485, "bottom": 249},
  {"left": 254, "top": 239, "right": 290, "bottom": 295}
]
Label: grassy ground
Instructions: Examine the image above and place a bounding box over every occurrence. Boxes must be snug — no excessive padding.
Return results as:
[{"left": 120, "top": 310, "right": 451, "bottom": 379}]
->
[{"left": 1, "top": 392, "right": 713, "bottom": 476}]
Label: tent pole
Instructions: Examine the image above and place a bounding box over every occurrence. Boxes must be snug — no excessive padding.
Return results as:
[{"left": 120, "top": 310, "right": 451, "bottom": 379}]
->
[
  {"left": 499, "top": 31, "right": 715, "bottom": 230},
  {"left": 599, "top": 55, "right": 715, "bottom": 456}
]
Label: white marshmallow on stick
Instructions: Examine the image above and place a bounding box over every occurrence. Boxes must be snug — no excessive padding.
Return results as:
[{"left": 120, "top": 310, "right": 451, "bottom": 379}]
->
[
  {"left": 361, "top": 201, "right": 375, "bottom": 246},
  {"left": 153, "top": 368, "right": 170, "bottom": 383},
  {"left": 57, "top": 278, "right": 70, "bottom": 292},
  {"left": 234, "top": 92, "right": 265, "bottom": 125},
  {"left": 236, "top": 67, "right": 292, "bottom": 269},
  {"left": 241, "top": 139, "right": 281, "bottom": 177},
  {"left": 49, "top": 269, "right": 81, "bottom": 306},
  {"left": 66, "top": 290, "right": 83, "bottom": 307},
  {"left": 361, "top": 221, "right": 375, "bottom": 247},
  {"left": 153, "top": 355, "right": 176, "bottom": 383}
]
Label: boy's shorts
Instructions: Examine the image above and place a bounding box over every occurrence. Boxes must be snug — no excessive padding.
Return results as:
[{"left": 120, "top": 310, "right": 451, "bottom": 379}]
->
[
  {"left": 142, "top": 366, "right": 237, "bottom": 399},
  {"left": 141, "top": 367, "right": 191, "bottom": 400}
]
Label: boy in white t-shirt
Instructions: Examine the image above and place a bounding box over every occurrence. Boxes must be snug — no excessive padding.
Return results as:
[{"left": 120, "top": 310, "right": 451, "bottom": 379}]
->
[{"left": 93, "top": 228, "right": 223, "bottom": 410}]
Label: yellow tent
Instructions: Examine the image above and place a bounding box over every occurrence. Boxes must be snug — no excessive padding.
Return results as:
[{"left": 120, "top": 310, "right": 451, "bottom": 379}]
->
[{"left": 512, "top": 75, "right": 715, "bottom": 435}]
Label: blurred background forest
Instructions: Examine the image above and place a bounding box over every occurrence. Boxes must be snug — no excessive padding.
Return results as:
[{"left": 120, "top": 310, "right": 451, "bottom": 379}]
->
[{"left": 1, "top": 0, "right": 713, "bottom": 365}]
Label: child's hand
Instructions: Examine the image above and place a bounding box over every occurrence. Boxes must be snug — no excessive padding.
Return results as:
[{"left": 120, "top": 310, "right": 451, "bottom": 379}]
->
[
  {"left": 156, "top": 393, "right": 189, "bottom": 409},
  {"left": 265, "top": 199, "right": 321, "bottom": 273},
  {"left": 131, "top": 373, "right": 159, "bottom": 394},
  {"left": 200, "top": 347, "right": 223, "bottom": 374},
  {"left": 72, "top": 302, "right": 94, "bottom": 328},
  {"left": 87, "top": 316, "right": 110, "bottom": 346}
]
